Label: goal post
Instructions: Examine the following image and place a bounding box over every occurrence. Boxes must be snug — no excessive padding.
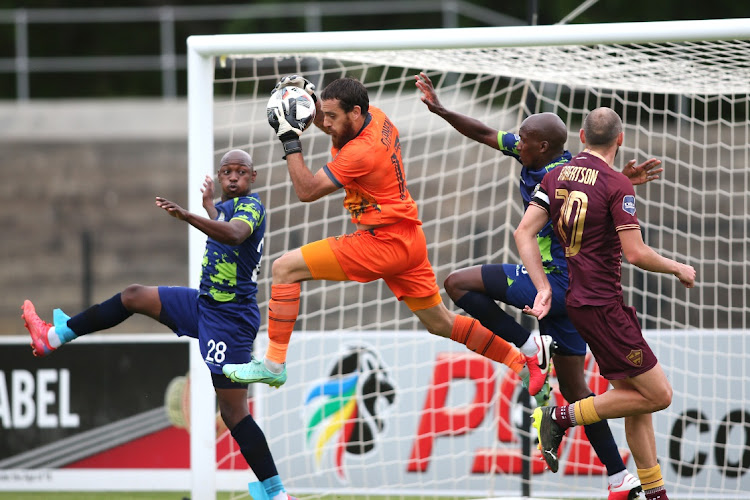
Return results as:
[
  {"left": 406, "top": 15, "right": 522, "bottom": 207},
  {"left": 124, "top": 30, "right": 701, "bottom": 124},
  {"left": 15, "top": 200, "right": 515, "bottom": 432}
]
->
[{"left": 186, "top": 18, "right": 750, "bottom": 500}]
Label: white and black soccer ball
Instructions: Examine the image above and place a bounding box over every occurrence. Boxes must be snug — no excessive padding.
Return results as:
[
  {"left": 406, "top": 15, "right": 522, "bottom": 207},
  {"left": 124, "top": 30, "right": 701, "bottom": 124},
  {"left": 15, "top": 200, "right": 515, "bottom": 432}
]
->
[{"left": 267, "top": 85, "right": 316, "bottom": 133}]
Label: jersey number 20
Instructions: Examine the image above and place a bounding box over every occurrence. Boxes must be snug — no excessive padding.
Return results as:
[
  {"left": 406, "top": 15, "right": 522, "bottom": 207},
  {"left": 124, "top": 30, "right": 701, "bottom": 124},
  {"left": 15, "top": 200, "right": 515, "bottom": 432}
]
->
[{"left": 555, "top": 188, "right": 588, "bottom": 257}]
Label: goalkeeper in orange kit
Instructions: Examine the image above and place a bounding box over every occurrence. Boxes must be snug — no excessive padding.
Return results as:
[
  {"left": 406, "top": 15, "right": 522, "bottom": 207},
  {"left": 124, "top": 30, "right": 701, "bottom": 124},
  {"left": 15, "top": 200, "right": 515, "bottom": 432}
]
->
[{"left": 223, "top": 75, "right": 554, "bottom": 396}]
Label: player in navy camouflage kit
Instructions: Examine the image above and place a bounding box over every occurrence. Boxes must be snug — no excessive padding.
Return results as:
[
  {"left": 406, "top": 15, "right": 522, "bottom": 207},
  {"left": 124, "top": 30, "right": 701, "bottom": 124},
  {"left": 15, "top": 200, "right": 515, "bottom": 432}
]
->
[
  {"left": 516, "top": 107, "right": 695, "bottom": 500},
  {"left": 21, "top": 149, "right": 295, "bottom": 500},
  {"left": 416, "top": 73, "right": 663, "bottom": 499}
]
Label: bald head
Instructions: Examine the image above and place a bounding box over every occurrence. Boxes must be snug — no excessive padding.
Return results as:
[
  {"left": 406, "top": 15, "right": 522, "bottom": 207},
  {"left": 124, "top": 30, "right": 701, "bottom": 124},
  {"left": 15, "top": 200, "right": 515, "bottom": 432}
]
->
[
  {"left": 521, "top": 112, "right": 568, "bottom": 153},
  {"left": 583, "top": 107, "right": 622, "bottom": 147},
  {"left": 220, "top": 149, "right": 253, "bottom": 168}
]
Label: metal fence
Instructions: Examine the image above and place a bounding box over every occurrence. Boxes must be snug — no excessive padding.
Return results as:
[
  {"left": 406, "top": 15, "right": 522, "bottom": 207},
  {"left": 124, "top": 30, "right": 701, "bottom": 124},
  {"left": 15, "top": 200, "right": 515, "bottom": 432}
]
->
[{"left": 0, "top": 1, "right": 523, "bottom": 100}]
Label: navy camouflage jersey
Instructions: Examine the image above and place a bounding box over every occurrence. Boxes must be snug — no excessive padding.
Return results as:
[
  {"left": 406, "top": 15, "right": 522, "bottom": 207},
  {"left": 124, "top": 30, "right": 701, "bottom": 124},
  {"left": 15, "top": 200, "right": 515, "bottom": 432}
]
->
[
  {"left": 498, "top": 131, "right": 571, "bottom": 274},
  {"left": 200, "top": 193, "right": 265, "bottom": 302}
]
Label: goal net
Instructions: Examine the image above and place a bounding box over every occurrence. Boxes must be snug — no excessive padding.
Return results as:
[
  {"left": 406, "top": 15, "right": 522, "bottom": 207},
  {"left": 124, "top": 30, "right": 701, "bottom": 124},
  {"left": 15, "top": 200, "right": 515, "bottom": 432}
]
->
[{"left": 186, "top": 19, "right": 750, "bottom": 500}]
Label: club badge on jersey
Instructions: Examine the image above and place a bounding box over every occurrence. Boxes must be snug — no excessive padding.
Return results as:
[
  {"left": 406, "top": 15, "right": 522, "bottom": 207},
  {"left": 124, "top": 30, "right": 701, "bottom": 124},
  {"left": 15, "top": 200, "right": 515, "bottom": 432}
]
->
[{"left": 622, "top": 195, "right": 636, "bottom": 215}]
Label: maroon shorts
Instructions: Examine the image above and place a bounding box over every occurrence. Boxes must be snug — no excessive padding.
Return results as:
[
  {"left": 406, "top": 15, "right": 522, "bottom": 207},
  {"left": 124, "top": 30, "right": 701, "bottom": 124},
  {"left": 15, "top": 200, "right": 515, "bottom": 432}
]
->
[{"left": 566, "top": 301, "right": 657, "bottom": 380}]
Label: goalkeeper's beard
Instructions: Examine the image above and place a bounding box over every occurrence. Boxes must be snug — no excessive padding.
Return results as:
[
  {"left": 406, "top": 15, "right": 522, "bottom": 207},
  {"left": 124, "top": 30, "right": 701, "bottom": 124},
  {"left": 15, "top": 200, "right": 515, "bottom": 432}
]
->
[{"left": 330, "top": 123, "right": 358, "bottom": 149}]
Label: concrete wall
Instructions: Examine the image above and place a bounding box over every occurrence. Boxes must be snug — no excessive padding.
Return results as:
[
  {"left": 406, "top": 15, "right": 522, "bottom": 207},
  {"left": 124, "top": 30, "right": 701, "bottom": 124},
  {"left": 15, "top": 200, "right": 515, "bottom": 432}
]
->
[
  {"left": 2, "top": 98, "right": 746, "bottom": 337},
  {"left": 1, "top": 100, "right": 191, "bottom": 335},
  {"left": 0, "top": 98, "right": 491, "bottom": 336}
]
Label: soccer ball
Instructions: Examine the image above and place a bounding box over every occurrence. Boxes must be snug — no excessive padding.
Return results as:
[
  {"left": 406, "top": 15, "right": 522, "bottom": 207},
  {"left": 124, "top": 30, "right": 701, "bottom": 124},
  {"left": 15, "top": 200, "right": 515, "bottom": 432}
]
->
[{"left": 267, "top": 85, "right": 316, "bottom": 132}]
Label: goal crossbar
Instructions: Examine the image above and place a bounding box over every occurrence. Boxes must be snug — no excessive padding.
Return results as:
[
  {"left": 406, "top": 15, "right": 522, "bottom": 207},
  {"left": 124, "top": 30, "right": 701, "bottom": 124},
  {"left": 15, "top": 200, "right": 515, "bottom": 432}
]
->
[{"left": 187, "top": 17, "right": 750, "bottom": 55}]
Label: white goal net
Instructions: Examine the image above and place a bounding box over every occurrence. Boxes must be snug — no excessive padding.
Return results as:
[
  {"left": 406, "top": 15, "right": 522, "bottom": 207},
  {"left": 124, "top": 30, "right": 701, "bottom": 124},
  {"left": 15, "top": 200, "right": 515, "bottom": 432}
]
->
[{"left": 186, "top": 19, "right": 750, "bottom": 500}]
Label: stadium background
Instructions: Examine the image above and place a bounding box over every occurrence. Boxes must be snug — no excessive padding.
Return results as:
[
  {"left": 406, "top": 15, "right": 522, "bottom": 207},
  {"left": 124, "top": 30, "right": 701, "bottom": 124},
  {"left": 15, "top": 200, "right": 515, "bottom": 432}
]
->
[
  {"left": 0, "top": 0, "right": 744, "bottom": 336},
  {"left": 0, "top": 2, "right": 748, "bottom": 499}
]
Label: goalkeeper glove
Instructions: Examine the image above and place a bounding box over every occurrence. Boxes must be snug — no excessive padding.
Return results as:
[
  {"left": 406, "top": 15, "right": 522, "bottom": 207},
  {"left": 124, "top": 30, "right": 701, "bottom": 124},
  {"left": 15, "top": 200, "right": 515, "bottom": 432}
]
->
[
  {"left": 267, "top": 91, "right": 308, "bottom": 158},
  {"left": 273, "top": 74, "right": 318, "bottom": 103}
]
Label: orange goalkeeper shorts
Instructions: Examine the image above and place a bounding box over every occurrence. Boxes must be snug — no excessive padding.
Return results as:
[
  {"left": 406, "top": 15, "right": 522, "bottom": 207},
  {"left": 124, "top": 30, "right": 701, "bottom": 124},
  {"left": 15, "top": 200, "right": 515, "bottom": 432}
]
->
[{"left": 300, "top": 219, "right": 441, "bottom": 310}]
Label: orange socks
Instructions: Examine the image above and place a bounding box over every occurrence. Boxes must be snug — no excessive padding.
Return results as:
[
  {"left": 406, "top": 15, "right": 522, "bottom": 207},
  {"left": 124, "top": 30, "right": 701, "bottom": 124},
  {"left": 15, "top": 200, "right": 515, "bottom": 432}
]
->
[
  {"left": 450, "top": 314, "right": 524, "bottom": 373},
  {"left": 266, "top": 289, "right": 523, "bottom": 373},
  {"left": 265, "top": 283, "right": 301, "bottom": 364}
]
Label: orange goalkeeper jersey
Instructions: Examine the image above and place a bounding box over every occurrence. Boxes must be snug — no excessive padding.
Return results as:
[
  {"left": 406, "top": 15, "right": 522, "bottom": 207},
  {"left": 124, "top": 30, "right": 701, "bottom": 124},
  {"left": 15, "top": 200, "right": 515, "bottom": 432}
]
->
[{"left": 323, "top": 106, "right": 420, "bottom": 226}]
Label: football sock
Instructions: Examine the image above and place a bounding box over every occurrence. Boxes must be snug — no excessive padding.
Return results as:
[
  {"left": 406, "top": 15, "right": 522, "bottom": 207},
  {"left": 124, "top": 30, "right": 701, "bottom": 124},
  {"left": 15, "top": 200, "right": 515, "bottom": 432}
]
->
[
  {"left": 608, "top": 469, "right": 628, "bottom": 487},
  {"left": 573, "top": 395, "right": 601, "bottom": 425},
  {"left": 645, "top": 491, "right": 669, "bottom": 500},
  {"left": 265, "top": 283, "right": 301, "bottom": 365},
  {"left": 638, "top": 464, "right": 668, "bottom": 500},
  {"left": 262, "top": 476, "right": 286, "bottom": 500},
  {"left": 450, "top": 314, "right": 524, "bottom": 373},
  {"left": 454, "top": 291, "right": 532, "bottom": 347},
  {"left": 264, "top": 359, "right": 285, "bottom": 375},
  {"left": 552, "top": 403, "right": 576, "bottom": 430},
  {"left": 581, "top": 393, "right": 626, "bottom": 476},
  {"left": 66, "top": 293, "right": 133, "bottom": 337},
  {"left": 231, "top": 414, "right": 279, "bottom": 481},
  {"left": 519, "top": 333, "right": 539, "bottom": 357},
  {"left": 46, "top": 328, "right": 62, "bottom": 349},
  {"left": 553, "top": 397, "right": 601, "bottom": 429},
  {"left": 52, "top": 309, "right": 76, "bottom": 344},
  {"left": 45, "top": 309, "right": 76, "bottom": 348}
]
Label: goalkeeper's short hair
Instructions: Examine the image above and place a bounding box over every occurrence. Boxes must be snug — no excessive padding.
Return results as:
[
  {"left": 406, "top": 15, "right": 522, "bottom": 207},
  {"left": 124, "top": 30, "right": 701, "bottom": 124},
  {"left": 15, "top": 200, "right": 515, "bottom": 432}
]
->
[{"left": 321, "top": 77, "right": 369, "bottom": 114}]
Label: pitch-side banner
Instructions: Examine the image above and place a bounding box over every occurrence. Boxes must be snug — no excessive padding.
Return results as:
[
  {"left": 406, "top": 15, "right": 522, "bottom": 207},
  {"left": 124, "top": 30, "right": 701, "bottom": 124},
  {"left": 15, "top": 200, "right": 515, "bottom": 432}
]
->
[
  {"left": 0, "top": 334, "right": 259, "bottom": 493},
  {"left": 0, "top": 335, "right": 198, "bottom": 490},
  {"left": 262, "top": 330, "right": 749, "bottom": 498},
  {"left": 1, "top": 331, "right": 748, "bottom": 497}
]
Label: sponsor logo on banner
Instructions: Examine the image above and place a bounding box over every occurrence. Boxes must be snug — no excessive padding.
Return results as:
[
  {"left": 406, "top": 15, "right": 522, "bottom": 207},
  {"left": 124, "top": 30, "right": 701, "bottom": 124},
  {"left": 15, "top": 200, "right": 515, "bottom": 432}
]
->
[
  {"left": 406, "top": 351, "right": 623, "bottom": 475},
  {"left": 303, "top": 345, "right": 396, "bottom": 481}
]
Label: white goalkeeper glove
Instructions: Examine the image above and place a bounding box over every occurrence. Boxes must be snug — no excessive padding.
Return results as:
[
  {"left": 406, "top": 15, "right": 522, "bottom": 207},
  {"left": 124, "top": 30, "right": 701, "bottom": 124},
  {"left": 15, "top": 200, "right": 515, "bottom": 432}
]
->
[
  {"left": 267, "top": 89, "right": 309, "bottom": 158},
  {"left": 273, "top": 74, "right": 318, "bottom": 103}
]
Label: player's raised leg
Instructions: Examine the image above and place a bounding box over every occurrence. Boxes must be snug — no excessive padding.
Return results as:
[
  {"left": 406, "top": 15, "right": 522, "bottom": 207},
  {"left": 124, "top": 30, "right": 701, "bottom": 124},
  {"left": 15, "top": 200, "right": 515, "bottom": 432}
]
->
[
  {"left": 410, "top": 297, "right": 557, "bottom": 397},
  {"left": 224, "top": 247, "right": 315, "bottom": 385},
  {"left": 21, "top": 285, "right": 158, "bottom": 356},
  {"left": 443, "top": 264, "right": 555, "bottom": 396},
  {"left": 552, "top": 354, "right": 641, "bottom": 499},
  {"left": 220, "top": 279, "right": 300, "bottom": 387},
  {"left": 533, "top": 364, "right": 671, "bottom": 498}
]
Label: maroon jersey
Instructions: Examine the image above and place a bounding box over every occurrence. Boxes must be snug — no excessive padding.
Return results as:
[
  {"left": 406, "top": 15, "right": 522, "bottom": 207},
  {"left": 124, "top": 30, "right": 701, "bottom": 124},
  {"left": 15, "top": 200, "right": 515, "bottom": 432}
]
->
[{"left": 531, "top": 150, "right": 640, "bottom": 307}]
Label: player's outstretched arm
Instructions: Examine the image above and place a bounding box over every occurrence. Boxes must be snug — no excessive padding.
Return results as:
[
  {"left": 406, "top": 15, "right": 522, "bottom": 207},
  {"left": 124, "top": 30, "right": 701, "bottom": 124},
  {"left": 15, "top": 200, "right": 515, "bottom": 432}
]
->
[
  {"left": 415, "top": 72, "right": 501, "bottom": 150},
  {"left": 514, "top": 204, "right": 554, "bottom": 319},
  {"left": 619, "top": 228, "right": 696, "bottom": 288},
  {"left": 623, "top": 158, "right": 663, "bottom": 186},
  {"left": 155, "top": 197, "right": 253, "bottom": 245}
]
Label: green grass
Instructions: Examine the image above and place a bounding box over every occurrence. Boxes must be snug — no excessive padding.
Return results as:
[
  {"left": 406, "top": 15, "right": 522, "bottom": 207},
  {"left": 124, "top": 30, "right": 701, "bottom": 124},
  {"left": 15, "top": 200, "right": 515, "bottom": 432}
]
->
[
  {"left": 2, "top": 494, "right": 676, "bottom": 500},
  {"left": 0, "top": 491, "right": 718, "bottom": 500},
  {"left": 2, "top": 495, "right": 702, "bottom": 500},
  {"left": 5, "top": 494, "right": 458, "bottom": 499},
  {"left": 0, "top": 496, "right": 426, "bottom": 500},
  {"left": 0, "top": 494, "right": 199, "bottom": 500}
]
